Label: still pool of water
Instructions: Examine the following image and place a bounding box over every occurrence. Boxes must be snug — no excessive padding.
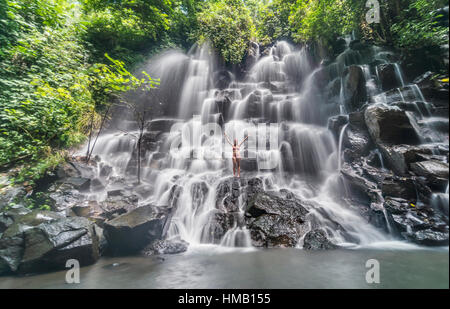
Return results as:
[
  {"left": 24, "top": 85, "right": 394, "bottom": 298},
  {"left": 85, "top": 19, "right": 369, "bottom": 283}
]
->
[{"left": 1, "top": 243, "right": 448, "bottom": 289}]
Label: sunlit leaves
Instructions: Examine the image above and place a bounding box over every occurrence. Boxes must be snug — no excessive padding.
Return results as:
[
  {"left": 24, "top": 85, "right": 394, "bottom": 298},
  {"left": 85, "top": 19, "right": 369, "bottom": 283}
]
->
[{"left": 196, "top": 0, "right": 255, "bottom": 64}]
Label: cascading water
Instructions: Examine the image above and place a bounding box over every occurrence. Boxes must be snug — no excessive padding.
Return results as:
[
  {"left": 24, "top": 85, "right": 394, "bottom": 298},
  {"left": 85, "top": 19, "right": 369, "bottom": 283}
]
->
[{"left": 76, "top": 38, "right": 448, "bottom": 250}]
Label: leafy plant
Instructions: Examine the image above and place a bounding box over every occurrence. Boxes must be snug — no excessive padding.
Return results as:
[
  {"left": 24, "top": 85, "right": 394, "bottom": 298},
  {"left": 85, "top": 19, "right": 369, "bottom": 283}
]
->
[{"left": 195, "top": 0, "right": 255, "bottom": 64}]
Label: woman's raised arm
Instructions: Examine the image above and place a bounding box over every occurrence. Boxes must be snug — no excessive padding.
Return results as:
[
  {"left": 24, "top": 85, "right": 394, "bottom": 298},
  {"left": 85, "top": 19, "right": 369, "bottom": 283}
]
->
[
  {"left": 239, "top": 135, "right": 249, "bottom": 147},
  {"left": 224, "top": 133, "right": 233, "bottom": 146}
]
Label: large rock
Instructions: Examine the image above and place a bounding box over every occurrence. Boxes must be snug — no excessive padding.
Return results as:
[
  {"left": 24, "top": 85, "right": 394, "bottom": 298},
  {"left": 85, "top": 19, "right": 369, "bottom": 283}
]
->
[
  {"left": 48, "top": 184, "right": 85, "bottom": 212},
  {"left": 343, "top": 127, "right": 372, "bottom": 162},
  {"left": 413, "top": 71, "right": 449, "bottom": 107},
  {"left": 303, "top": 229, "right": 338, "bottom": 250},
  {"left": 365, "top": 104, "right": 422, "bottom": 146},
  {"left": 377, "top": 63, "right": 403, "bottom": 91},
  {"left": 99, "top": 191, "right": 140, "bottom": 221},
  {"left": 215, "top": 92, "right": 233, "bottom": 120},
  {"left": 383, "top": 197, "right": 448, "bottom": 246},
  {"left": 61, "top": 177, "right": 91, "bottom": 191},
  {"left": 0, "top": 205, "right": 31, "bottom": 233},
  {"left": 381, "top": 176, "right": 431, "bottom": 202},
  {"left": 0, "top": 186, "right": 26, "bottom": 211},
  {"left": 104, "top": 205, "right": 172, "bottom": 255},
  {"left": 403, "top": 229, "right": 449, "bottom": 246},
  {"left": 206, "top": 211, "right": 240, "bottom": 243},
  {"left": 141, "top": 239, "right": 189, "bottom": 256},
  {"left": 410, "top": 160, "right": 449, "bottom": 179},
  {"left": 244, "top": 42, "right": 260, "bottom": 72},
  {"left": 411, "top": 160, "right": 449, "bottom": 191},
  {"left": 245, "top": 190, "right": 309, "bottom": 248},
  {"left": 56, "top": 163, "right": 81, "bottom": 179},
  {"left": 214, "top": 70, "right": 233, "bottom": 90},
  {"left": 344, "top": 66, "right": 367, "bottom": 112},
  {"left": 328, "top": 115, "right": 348, "bottom": 139},
  {"left": 0, "top": 211, "right": 100, "bottom": 275},
  {"left": 377, "top": 144, "right": 439, "bottom": 176},
  {"left": 18, "top": 217, "right": 100, "bottom": 274}
]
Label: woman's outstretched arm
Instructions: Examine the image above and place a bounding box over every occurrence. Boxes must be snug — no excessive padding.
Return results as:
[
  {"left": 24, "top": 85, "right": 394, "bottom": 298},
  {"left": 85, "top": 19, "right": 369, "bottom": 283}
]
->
[
  {"left": 239, "top": 135, "right": 249, "bottom": 147},
  {"left": 224, "top": 133, "right": 233, "bottom": 146}
]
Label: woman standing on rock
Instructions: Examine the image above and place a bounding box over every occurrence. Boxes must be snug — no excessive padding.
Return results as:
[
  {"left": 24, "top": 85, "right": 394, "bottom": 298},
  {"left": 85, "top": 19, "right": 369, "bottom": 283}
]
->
[{"left": 224, "top": 133, "right": 249, "bottom": 178}]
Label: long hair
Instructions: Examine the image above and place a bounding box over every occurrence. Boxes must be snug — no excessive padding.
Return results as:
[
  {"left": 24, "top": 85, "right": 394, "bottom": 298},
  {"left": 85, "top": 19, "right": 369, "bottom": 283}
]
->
[{"left": 234, "top": 139, "right": 237, "bottom": 146}]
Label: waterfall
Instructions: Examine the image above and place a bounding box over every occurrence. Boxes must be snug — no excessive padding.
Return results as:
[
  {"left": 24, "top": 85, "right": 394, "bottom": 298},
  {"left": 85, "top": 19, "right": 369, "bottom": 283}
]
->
[
  {"left": 75, "top": 38, "right": 448, "bottom": 250},
  {"left": 338, "top": 123, "right": 349, "bottom": 171}
]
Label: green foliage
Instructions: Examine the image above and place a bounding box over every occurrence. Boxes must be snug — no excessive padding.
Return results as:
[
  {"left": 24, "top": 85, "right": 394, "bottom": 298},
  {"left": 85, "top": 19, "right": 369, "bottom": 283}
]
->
[
  {"left": 196, "top": 0, "right": 255, "bottom": 64},
  {"left": 0, "top": 0, "right": 158, "bottom": 184},
  {"left": 390, "top": 0, "right": 449, "bottom": 49},
  {"left": 255, "top": 0, "right": 294, "bottom": 45},
  {"left": 81, "top": 0, "right": 182, "bottom": 65},
  {"left": 0, "top": 25, "right": 94, "bottom": 168},
  {"left": 1, "top": 0, "right": 448, "bottom": 185},
  {"left": 11, "top": 152, "right": 65, "bottom": 186},
  {"left": 289, "top": 0, "right": 364, "bottom": 44}
]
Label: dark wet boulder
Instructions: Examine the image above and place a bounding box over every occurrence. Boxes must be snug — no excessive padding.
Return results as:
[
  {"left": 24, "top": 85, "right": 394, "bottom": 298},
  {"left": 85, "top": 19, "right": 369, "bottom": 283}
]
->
[
  {"left": 56, "top": 163, "right": 81, "bottom": 179},
  {"left": 70, "top": 205, "right": 91, "bottom": 218},
  {"left": 215, "top": 92, "right": 232, "bottom": 120},
  {"left": 99, "top": 164, "right": 113, "bottom": 178},
  {"left": 215, "top": 177, "right": 247, "bottom": 211},
  {"left": 410, "top": 160, "right": 449, "bottom": 179},
  {"left": 191, "top": 181, "right": 209, "bottom": 209},
  {"left": 410, "top": 160, "right": 449, "bottom": 191},
  {"left": 349, "top": 40, "right": 368, "bottom": 51},
  {"left": 382, "top": 196, "right": 449, "bottom": 246},
  {"left": 99, "top": 191, "right": 140, "bottom": 220},
  {"left": 348, "top": 111, "right": 368, "bottom": 130},
  {"left": 214, "top": 70, "right": 233, "bottom": 90},
  {"left": 141, "top": 131, "right": 163, "bottom": 152},
  {"left": 382, "top": 176, "right": 432, "bottom": 203},
  {"left": 0, "top": 235, "right": 23, "bottom": 275},
  {"left": 244, "top": 42, "right": 260, "bottom": 72},
  {"left": 0, "top": 186, "right": 26, "bottom": 211},
  {"left": 413, "top": 71, "right": 449, "bottom": 106},
  {"left": 245, "top": 190, "right": 309, "bottom": 248},
  {"left": 344, "top": 65, "right": 367, "bottom": 112},
  {"left": 0, "top": 205, "right": 31, "bottom": 233},
  {"left": 62, "top": 177, "right": 91, "bottom": 191},
  {"left": 303, "top": 229, "right": 338, "bottom": 250},
  {"left": 377, "top": 63, "right": 403, "bottom": 91},
  {"left": 328, "top": 115, "right": 348, "bottom": 139},
  {"left": 343, "top": 127, "right": 372, "bottom": 162},
  {"left": 0, "top": 211, "right": 100, "bottom": 275},
  {"left": 103, "top": 205, "right": 172, "bottom": 255},
  {"left": 248, "top": 214, "right": 307, "bottom": 247},
  {"left": 18, "top": 217, "right": 100, "bottom": 274},
  {"left": 377, "top": 144, "right": 437, "bottom": 176},
  {"left": 403, "top": 229, "right": 449, "bottom": 246},
  {"left": 365, "top": 104, "right": 422, "bottom": 146},
  {"left": 390, "top": 101, "right": 434, "bottom": 117},
  {"left": 142, "top": 239, "right": 189, "bottom": 256},
  {"left": 48, "top": 184, "right": 84, "bottom": 212},
  {"left": 206, "top": 211, "right": 239, "bottom": 243},
  {"left": 341, "top": 161, "right": 385, "bottom": 206}
]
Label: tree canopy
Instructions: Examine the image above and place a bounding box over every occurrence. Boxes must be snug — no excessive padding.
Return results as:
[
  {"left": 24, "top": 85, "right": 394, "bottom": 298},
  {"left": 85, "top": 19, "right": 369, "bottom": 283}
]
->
[{"left": 0, "top": 0, "right": 448, "bottom": 183}]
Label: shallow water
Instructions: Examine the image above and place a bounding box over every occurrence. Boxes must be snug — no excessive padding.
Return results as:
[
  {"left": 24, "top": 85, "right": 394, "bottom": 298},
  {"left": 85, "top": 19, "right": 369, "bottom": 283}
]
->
[{"left": 1, "top": 244, "right": 448, "bottom": 289}]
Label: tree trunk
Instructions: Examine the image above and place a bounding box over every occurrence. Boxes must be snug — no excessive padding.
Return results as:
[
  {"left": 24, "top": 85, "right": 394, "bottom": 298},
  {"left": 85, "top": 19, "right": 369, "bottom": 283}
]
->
[{"left": 137, "top": 131, "right": 143, "bottom": 184}]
